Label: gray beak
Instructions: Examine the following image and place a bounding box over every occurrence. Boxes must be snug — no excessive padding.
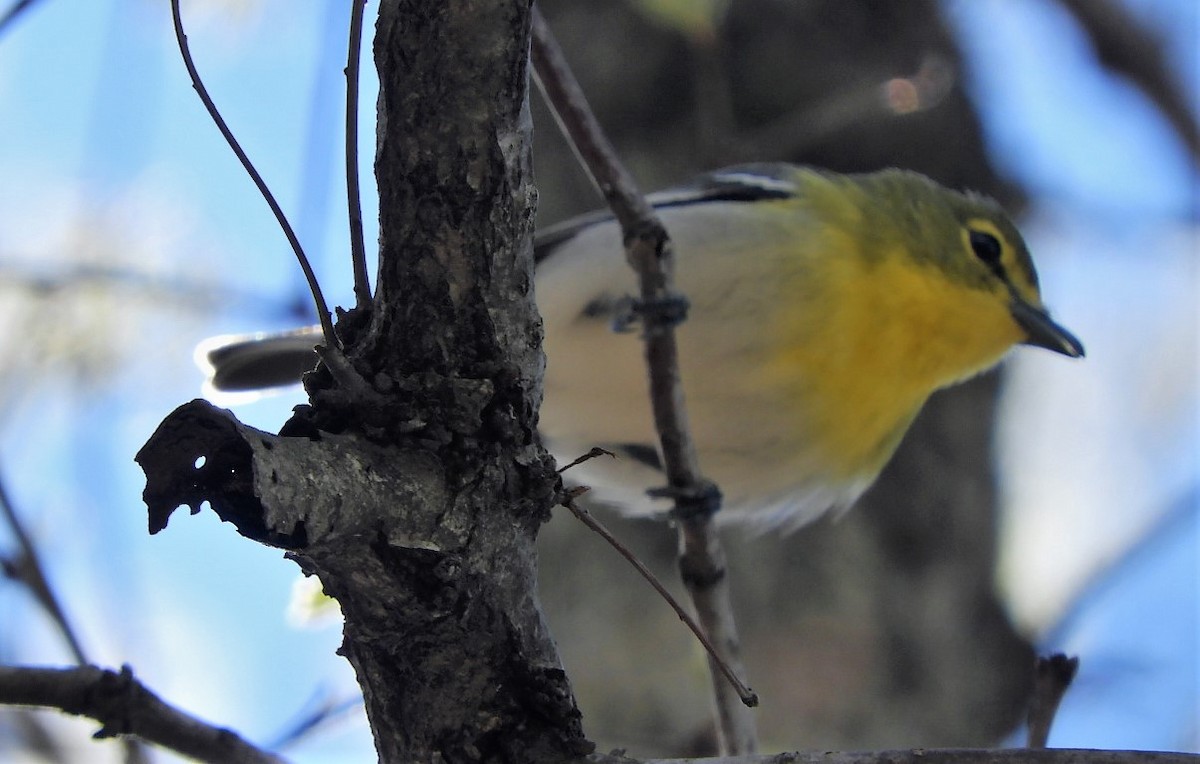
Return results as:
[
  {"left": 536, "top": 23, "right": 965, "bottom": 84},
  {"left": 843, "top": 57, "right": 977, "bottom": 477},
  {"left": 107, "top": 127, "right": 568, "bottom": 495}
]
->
[{"left": 1010, "top": 299, "right": 1085, "bottom": 358}]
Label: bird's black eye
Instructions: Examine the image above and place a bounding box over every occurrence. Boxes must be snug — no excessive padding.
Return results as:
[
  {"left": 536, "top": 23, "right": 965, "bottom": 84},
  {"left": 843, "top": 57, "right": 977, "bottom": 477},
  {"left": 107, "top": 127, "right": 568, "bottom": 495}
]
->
[{"left": 968, "top": 229, "right": 1003, "bottom": 268}]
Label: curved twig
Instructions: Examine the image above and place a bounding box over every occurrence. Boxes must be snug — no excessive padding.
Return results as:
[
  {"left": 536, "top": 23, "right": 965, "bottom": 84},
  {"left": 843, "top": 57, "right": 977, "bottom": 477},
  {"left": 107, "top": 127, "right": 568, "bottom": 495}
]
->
[{"left": 169, "top": 0, "right": 339, "bottom": 351}]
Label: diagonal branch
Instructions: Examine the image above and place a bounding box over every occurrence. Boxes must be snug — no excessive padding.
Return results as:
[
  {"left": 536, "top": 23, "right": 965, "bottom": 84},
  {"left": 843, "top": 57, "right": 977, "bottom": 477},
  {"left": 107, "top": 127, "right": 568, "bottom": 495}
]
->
[
  {"left": 1056, "top": 0, "right": 1200, "bottom": 165},
  {"left": 530, "top": 8, "right": 757, "bottom": 756},
  {"left": 0, "top": 664, "right": 286, "bottom": 764},
  {"left": 0, "top": 0, "right": 40, "bottom": 38},
  {"left": 0, "top": 467, "right": 87, "bottom": 665},
  {"left": 561, "top": 491, "right": 755, "bottom": 703}
]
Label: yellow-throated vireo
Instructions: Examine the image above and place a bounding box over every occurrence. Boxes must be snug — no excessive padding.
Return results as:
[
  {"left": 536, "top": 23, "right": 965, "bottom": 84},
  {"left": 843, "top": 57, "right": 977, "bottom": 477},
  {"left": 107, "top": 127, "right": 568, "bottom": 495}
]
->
[{"left": 198, "top": 164, "right": 1084, "bottom": 530}]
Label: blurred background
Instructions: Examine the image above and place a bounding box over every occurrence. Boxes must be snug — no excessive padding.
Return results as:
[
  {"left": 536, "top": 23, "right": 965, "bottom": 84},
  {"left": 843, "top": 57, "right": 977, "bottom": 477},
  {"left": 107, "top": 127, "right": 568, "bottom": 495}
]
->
[{"left": 0, "top": 0, "right": 1194, "bottom": 761}]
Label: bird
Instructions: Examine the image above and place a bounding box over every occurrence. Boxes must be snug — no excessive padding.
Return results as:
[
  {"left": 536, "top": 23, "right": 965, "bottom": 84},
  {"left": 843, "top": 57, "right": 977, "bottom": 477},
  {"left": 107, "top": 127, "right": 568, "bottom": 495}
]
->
[{"left": 198, "top": 164, "right": 1083, "bottom": 531}]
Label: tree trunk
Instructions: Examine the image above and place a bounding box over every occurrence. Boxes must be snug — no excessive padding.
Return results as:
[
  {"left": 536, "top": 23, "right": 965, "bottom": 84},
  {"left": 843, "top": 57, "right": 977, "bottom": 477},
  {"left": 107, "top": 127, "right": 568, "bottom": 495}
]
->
[{"left": 139, "top": 1, "right": 591, "bottom": 761}]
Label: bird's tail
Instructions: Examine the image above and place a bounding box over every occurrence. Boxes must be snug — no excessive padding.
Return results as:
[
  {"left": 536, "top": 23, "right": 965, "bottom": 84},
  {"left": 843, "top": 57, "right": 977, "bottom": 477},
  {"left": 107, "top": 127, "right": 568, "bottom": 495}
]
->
[{"left": 194, "top": 326, "right": 322, "bottom": 393}]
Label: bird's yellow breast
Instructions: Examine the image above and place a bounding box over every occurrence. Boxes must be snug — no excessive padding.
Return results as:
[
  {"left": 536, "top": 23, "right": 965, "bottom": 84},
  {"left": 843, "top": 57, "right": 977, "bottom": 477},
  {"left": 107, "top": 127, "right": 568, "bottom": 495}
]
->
[{"left": 761, "top": 236, "right": 1024, "bottom": 482}]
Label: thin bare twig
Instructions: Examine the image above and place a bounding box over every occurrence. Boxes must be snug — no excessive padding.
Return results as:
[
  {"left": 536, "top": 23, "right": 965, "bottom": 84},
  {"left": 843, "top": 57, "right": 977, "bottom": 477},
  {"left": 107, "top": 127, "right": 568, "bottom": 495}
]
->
[
  {"left": 1027, "top": 653, "right": 1080, "bottom": 748},
  {"left": 0, "top": 664, "right": 286, "bottom": 764},
  {"left": 345, "top": 0, "right": 371, "bottom": 309},
  {"left": 0, "top": 468, "right": 87, "bottom": 665},
  {"left": 530, "top": 8, "right": 756, "bottom": 755},
  {"left": 561, "top": 493, "right": 757, "bottom": 706},
  {"left": 169, "top": 0, "right": 339, "bottom": 352},
  {"left": 555, "top": 446, "right": 615, "bottom": 474}
]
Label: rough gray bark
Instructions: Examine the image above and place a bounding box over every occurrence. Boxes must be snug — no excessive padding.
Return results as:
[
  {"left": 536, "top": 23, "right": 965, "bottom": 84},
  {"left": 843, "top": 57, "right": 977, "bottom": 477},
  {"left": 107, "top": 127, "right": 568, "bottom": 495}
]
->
[{"left": 140, "top": 1, "right": 590, "bottom": 762}]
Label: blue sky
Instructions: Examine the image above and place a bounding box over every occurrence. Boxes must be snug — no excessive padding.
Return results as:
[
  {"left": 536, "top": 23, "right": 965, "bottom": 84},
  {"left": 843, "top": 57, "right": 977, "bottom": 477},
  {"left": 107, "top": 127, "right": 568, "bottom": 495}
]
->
[{"left": 0, "top": 0, "right": 1195, "bottom": 760}]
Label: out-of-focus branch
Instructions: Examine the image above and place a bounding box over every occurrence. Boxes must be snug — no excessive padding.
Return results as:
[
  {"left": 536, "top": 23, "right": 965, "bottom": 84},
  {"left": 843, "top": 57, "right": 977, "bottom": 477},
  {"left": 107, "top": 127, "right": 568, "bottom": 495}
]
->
[
  {"left": 0, "top": 468, "right": 87, "bottom": 665},
  {"left": 1057, "top": 0, "right": 1200, "bottom": 166},
  {"left": 0, "top": 261, "right": 301, "bottom": 319},
  {"left": 1, "top": 471, "right": 154, "bottom": 764},
  {"left": 266, "top": 692, "right": 361, "bottom": 752},
  {"left": 0, "top": 664, "right": 286, "bottom": 764},
  {"left": 0, "top": 0, "right": 41, "bottom": 38},
  {"left": 734, "top": 54, "right": 955, "bottom": 162},
  {"left": 530, "top": 8, "right": 757, "bottom": 756}
]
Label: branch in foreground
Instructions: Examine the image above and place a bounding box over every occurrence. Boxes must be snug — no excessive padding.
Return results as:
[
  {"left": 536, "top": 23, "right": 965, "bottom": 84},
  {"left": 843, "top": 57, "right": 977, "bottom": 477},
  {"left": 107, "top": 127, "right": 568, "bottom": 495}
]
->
[
  {"left": 601, "top": 750, "right": 1198, "bottom": 764},
  {"left": 530, "top": 9, "right": 756, "bottom": 755},
  {"left": 0, "top": 664, "right": 285, "bottom": 764}
]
